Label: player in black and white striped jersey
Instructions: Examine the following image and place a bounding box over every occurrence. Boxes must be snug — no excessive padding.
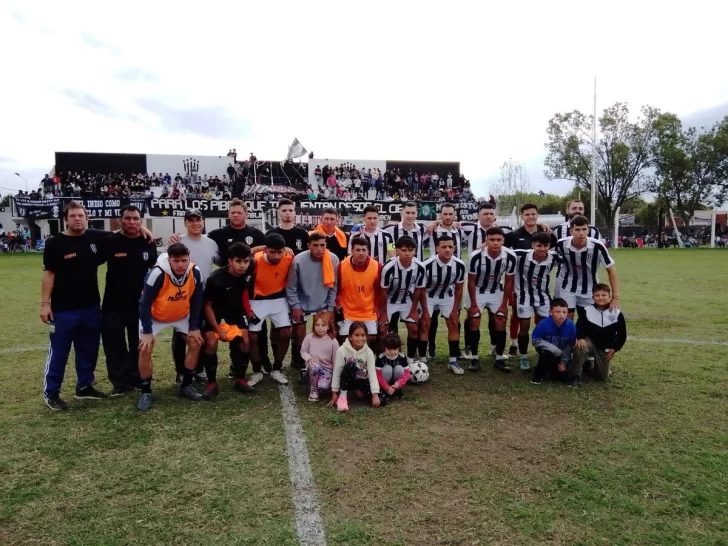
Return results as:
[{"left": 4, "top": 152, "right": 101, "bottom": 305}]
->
[
  {"left": 512, "top": 232, "right": 559, "bottom": 371},
  {"left": 380, "top": 236, "right": 428, "bottom": 365},
  {"left": 553, "top": 199, "right": 602, "bottom": 241},
  {"left": 382, "top": 201, "right": 429, "bottom": 262},
  {"left": 552, "top": 216, "right": 620, "bottom": 319},
  {"left": 347, "top": 205, "right": 394, "bottom": 264},
  {"left": 466, "top": 227, "right": 517, "bottom": 373},
  {"left": 421, "top": 234, "right": 466, "bottom": 374}
]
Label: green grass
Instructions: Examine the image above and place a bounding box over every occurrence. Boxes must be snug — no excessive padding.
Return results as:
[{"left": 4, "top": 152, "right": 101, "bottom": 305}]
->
[{"left": 1, "top": 250, "right": 728, "bottom": 545}]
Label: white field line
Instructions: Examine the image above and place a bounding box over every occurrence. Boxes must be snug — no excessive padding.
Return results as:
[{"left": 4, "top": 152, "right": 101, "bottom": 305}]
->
[
  {"left": 278, "top": 383, "right": 327, "bottom": 546},
  {"left": 629, "top": 337, "right": 728, "bottom": 347}
]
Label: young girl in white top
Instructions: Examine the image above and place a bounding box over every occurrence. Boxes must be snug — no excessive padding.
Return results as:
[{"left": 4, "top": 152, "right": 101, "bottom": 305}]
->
[{"left": 329, "top": 321, "right": 380, "bottom": 412}]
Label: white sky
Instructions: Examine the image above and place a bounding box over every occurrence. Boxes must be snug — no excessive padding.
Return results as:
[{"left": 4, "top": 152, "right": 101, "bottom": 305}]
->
[{"left": 1, "top": 0, "right": 727, "bottom": 198}]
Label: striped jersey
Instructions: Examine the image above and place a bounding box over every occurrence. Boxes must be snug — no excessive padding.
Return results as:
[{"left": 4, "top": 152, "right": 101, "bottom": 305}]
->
[
  {"left": 422, "top": 256, "right": 466, "bottom": 300},
  {"left": 461, "top": 222, "right": 514, "bottom": 254},
  {"left": 383, "top": 223, "right": 429, "bottom": 261},
  {"left": 513, "top": 249, "right": 558, "bottom": 307},
  {"left": 553, "top": 221, "right": 602, "bottom": 241},
  {"left": 380, "top": 258, "right": 426, "bottom": 305},
  {"left": 428, "top": 225, "right": 465, "bottom": 260},
  {"left": 349, "top": 228, "right": 393, "bottom": 264},
  {"left": 467, "top": 247, "right": 517, "bottom": 294},
  {"left": 554, "top": 237, "right": 615, "bottom": 295}
]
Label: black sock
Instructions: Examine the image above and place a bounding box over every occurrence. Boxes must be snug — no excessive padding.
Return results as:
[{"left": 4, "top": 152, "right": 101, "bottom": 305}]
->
[
  {"left": 181, "top": 369, "right": 194, "bottom": 388},
  {"left": 273, "top": 360, "right": 283, "bottom": 371},
  {"left": 494, "top": 330, "right": 506, "bottom": 356},
  {"left": 231, "top": 347, "right": 250, "bottom": 378},
  {"left": 517, "top": 333, "right": 530, "bottom": 355},
  {"left": 470, "top": 329, "right": 481, "bottom": 357},
  {"left": 203, "top": 352, "right": 218, "bottom": 384},
  {"left": 417, "top": 340, "right": 428, "bottom": 359},
  {"left": 428, "top": 312, "right": 439, "bottom": 353},
  {"left": 172, "top": 332, "right": 187, "bottom": 375},
  {"left": 448, "top": 340, "right": 460, "bottom": 358},
  {"left": 140, "top": 377, "right": 152, "bottom": 394},
  {"left": 488, "top": 316, "right": 495, "bottom": 346},
  {"left": 463, "top": 319, "right": 471, "bottom": 347},
  {"left": 406, "top": 336, "right": 418, "bottom": 359}
]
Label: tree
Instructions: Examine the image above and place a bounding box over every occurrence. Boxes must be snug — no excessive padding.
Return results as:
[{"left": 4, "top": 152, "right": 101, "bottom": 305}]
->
[
  {"left": 0, "top": 194, "right": 10, "bottom": 208},
  {"left": 650, "top": 113, "right": 726, "bottom": 226},
  {"left": 490, "top": 159, "right": 530, "bottom": 212},
  {"left": 545, "top": 102, "right": 660, "bottom": 227}
]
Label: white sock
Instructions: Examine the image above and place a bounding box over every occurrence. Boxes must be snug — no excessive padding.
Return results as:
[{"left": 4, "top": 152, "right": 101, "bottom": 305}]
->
[
  {"left": 406, "top": 356, "right": 414, "bottom": 366},
  {"left": 510, "top": 339, "right": 518, "bottom": 348},
  {"left": 339, "top": 390, "right": 348, "bottom": 398}
]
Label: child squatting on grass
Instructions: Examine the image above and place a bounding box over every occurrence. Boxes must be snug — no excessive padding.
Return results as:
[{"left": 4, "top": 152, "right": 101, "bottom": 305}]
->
[
  {"left": 301, "top": 311, "right": 339, "bottom": 402},
  {"left": 530, "top": 298, "right": 577, "bottom": 385},
  {"left": 571, "top": 283, "right": 627, "bottom": 386},
  {"left": 375, "top": 334, "right": 411, "bottom": 405},
  {"left": 328, "top": 321, "right": 380, "bottom": 412}
]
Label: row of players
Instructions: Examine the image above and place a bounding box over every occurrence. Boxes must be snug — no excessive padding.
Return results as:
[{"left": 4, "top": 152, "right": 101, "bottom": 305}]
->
[{"left": 39, "top": 198, "right": 626, "bottom": 412}]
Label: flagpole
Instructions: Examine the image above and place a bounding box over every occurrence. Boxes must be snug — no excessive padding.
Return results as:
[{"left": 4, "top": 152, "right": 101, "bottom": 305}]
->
[{"left": 590, "top": 77, "right": 597, "bottom": 226}]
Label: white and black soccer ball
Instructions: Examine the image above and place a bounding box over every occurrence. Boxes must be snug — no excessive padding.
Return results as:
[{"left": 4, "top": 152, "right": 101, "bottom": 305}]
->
[{"left": 409, "top": 360, "right": 429, "bottom": 384}]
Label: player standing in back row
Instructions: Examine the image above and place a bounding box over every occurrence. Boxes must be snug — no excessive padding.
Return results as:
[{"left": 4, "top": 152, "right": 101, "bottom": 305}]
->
[
  {"left": 383, "top": 201, "right": 429, "bottom": 261},
  {"left": 348, "top": 205, "right": 394, "bottom": 264}
]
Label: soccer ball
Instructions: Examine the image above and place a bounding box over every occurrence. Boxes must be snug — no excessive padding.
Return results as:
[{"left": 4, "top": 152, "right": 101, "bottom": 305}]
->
[{"left": 409, "top": 360, "right": 429, "bottom": 384}]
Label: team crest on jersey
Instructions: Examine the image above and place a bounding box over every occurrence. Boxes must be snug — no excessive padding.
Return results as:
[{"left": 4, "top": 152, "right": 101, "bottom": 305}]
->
[
  {"left": 142, "top": 252, "right": 149, "bottom": 261},
  {"left": 228, "top": 238, "right": 233, "bottom": 243},
  {"left": 245, "top": 236, "right": 253, "bottom": 245},
  {"left": 89, "top": 244, "right": 97, "bottom": 254},
  {"left": 295, "top": 239, "right": 302, "bottom": 250}
]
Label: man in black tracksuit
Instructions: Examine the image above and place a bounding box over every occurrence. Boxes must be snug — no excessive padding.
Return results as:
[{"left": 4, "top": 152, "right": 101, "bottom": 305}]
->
[{"left": 101, "top": 205, "right": 158, "bottom": 395}]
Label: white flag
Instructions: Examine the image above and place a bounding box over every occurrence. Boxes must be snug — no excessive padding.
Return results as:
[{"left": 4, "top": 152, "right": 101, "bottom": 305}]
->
[{"left": 286, "top": 138, "right": 307, "bottom": 160}]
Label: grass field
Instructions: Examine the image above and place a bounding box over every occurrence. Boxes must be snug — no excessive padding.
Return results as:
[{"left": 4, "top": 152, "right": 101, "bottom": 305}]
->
[{"left": 1, "top": 249, "right": 727, "bottom": 545}]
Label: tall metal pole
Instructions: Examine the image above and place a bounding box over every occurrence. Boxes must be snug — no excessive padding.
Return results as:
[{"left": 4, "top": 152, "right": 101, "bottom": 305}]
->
[{"left": 590, "top": 77, "right": 597, "bottom": 226}]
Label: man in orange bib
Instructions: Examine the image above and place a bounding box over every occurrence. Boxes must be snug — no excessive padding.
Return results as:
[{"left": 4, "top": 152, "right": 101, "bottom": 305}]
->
[
  {"left": 136, "top": 243, "right": 204, "bottom": 410},
  {"left": 335, "top": 235, "right": 384, "bottom": 349},
  {"left": 247, "top": 233, "right": 294, "bottom": 386}
]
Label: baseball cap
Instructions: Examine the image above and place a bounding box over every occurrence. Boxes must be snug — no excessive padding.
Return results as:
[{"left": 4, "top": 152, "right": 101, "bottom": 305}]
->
[{"left": 184, "top": 209, "right": 204, "bottom": 220}]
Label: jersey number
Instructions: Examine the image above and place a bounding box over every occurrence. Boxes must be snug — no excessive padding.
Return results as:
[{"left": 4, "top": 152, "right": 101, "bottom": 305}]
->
[{"left": 358, "top": 285, "right": 366, "bottom": 292}]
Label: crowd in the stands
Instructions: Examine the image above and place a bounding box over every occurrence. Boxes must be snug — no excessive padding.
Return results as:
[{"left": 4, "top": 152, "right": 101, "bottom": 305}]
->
[{"left": 311, "top": 162, "right": 474, "bottom": 202}]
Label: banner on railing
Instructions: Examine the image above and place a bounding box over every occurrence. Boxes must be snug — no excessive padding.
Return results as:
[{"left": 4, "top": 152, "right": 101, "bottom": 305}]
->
[{"left": 12, "top": 197, "right": 147, "bottom": 219}]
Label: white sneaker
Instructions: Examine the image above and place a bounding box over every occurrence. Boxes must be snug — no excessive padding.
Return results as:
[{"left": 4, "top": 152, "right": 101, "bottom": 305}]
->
[
  {"left": 247, "top": 373, "right": 264, "bottom": 387},
  {"left": 460, "top": 347, "right": 473, "bottom": 360},
  {"left": 271, "top": 370, "right": 289, "bottom": 384},
  {"left": 448, "top": 362, "right": 465, "bottom": 375}
]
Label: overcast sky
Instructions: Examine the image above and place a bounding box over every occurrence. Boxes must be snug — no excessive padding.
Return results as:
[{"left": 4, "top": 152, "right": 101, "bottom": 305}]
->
[{"left": 1, "top": 0, "right": 727, "bottom": 198}]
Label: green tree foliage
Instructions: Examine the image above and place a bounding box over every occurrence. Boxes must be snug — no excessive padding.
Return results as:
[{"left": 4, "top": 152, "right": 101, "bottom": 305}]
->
[
  {"left": 545, "top": 103, "right": 660, "bottom": 227},
  {"left": 651, "top": 114, "right": 727, "bottom": 226}
]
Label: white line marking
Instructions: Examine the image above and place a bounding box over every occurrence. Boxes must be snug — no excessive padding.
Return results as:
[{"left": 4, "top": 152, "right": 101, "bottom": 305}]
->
[
  {"left": 630, "top": 337, "right": 728, "bottom": 347},
  {"left": 279, "top": 383, "right": 327, "bottom": 546},
  {"left": 0, "top": 345, "right": 47, "bottom": 355}
]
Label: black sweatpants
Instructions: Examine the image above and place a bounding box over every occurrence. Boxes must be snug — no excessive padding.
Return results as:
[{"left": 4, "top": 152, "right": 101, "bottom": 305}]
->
[
  {"left": 533, "top": 349, "right": 569, "bottom": 382},
  {"left": 101, "top": 310, "right": 141, "bottom": 389},
  {"left": 340, "top": 361, "right": 373, "bottom": 394}
]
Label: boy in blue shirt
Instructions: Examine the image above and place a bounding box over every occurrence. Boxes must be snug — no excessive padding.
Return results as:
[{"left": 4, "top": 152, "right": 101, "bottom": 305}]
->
[{"left": 530, "top": 298, "right": 576, "bottom": 385}]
